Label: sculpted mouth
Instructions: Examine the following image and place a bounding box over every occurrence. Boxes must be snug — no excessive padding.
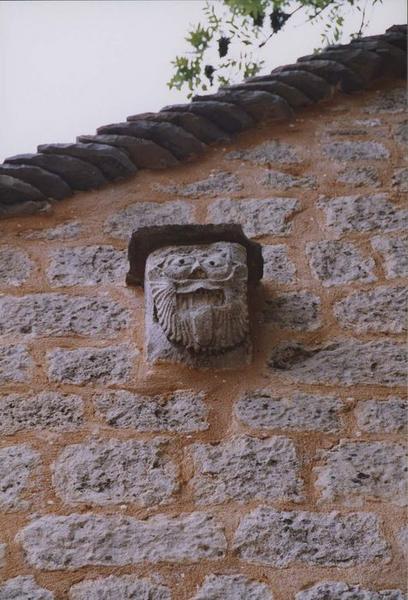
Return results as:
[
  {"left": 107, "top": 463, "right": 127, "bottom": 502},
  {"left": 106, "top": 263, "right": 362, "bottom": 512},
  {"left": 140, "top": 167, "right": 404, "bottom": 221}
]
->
[{"left": 176, "top": 288, "right": 224, "bottom": 310}]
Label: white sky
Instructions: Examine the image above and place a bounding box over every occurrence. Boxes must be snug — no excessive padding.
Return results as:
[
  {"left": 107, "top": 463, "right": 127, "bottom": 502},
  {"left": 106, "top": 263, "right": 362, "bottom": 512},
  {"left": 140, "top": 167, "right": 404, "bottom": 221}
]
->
[{"left": 0, "top": 0, "right": 406, "bottom": 161}]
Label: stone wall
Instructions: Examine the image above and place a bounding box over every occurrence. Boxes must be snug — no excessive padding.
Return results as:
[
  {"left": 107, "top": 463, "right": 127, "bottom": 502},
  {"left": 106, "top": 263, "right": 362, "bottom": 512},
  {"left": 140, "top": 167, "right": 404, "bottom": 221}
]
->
[{"left": 0, "top": 82, "right": 406, "bottom": 599}]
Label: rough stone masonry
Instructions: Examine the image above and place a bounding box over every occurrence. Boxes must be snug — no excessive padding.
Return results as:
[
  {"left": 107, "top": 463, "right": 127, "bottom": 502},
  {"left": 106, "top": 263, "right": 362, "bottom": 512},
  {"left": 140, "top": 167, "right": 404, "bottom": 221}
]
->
[{"left": 0, "top": 31, "right": 407, "bottom": 599}]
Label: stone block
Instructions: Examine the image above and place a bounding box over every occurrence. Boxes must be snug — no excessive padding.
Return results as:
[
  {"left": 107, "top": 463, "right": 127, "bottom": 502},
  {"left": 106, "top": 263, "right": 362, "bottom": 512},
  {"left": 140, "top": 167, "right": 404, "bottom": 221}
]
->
[
  {"left": 392, "top": 167, "right": 408, "bottom": 192},
  {"left": 0, "top": 247, "right": 33, "bottom": 287},
  {"left": 334, "top": 286, "right": 406, "bottom": 333},
  {"left": 355, "top": 398, "right": 407, "bottom": 433},
  {"left": 372, "top": 235, "right": 408, "bottom": 279},
  {"left": 318, "top": 194, "right": 407, "bottom": 234},
  {"left": 0, "top": 344, "right": 33, "bottom": 384},
  {"left": 233, "top": 508, "right": 387, "bottom": 566},
  {"left": 209, "top": 198, "right": 299, "bottom": 238},
  {"left": 394, "top": 119, "right": 408, "bottom": 145},
  {"left": 397, "top": 526, "right": 408, "bottom": 558},
  {"left": 235, "top": 391, "right": 343, "bottom": 433},
  {"left": 154, "top": 171, "right": 242, "bottom": 197},
  {"left": 262, "top": 291, "right": 321, "bottom": 331},
  {"left": 0, "top": 576, "right": 54, "bottom": 600},
  {"left": 307, "top": 240, "right": 376, "bottom": 286},
  {"left": 0, "top": 444, "right": 39, "bottom": 511},
  {"left": 104, "top": 200, "right": 193, "bottom": 240},
  {"left": 0, "top": 163, "right": 72, "bottom": 200},
  {"left": 323, "top": 141, "right": 389, "bottom": 160},
  {"left": 336, "top": 166, "right": 380, "bottom": 187},
  {"left": 260, "top": 170, "right": 316, "bottom": 190},
  {"left": 0, "top": 392, "right": 84, "bottom": 435},
  {"left": 0, "top": 293, "right": 129, "bottom": 337},
  {"left": 363, "top": 88, "right": 406, "bottom": 114},
  {"left": 193, "top": 575, "right": 273, "bottom": 600},
  {"left": 17, "top": 512, "right": 226, "bottom": 569},
  {"left": 267, "top": 339, "right": 406, "bottom": 387},
  {"left": 47, "top": 245, "right": 127, "bottom": 286},
  {"left": 53, "top": 438, "right": 177, "bottom": 506},
  {"left": 226, "top": 140, "right": 301, "bottom": 164},
  {"left": 69, "top": 576, "right": 171, "bottom": 600},
  {"left": 47, "top": 344, "right": 137, "bottom": 384},
  {"left": 262, "top": 245, "right": 296, "bottom": 283},
  {"left": 315, "top": 441, "right": 407, "bottom": 506},
  {"left": 0, "top": 173, "right": 46, "bottom": 205},
  {"left": 0, "top": 543, "right": 5, "bottom": 567},
  {"left": 190, "top": 435, "right": 302, "bottom": 504},
  {"left": 94, "top": 389, "right": 208, "bottom": 432},
  {"left": 296, "top": 582, "right": 405, "bottom": 600},
  {"left": 23, "top": 221, "right": 82, "bottom": 240},
  {"left": 161, "top": 101, "right": 253, "bottom": 134}
]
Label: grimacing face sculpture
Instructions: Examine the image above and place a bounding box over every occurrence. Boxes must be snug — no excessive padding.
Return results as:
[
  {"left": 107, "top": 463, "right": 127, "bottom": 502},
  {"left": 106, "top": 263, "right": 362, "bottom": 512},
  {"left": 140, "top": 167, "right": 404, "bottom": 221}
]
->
[{"left": 146, "top": 242, "right": 249, "bottom": 354}]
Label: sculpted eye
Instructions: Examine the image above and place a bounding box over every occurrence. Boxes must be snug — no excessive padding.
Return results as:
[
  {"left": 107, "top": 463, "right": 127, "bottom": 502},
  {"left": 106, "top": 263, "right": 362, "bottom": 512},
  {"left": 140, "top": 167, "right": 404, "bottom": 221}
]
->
[
  {"left": 178, "top": 259, "right": 185, "bottom": 265},
  {"left": 209, "top": 260, "right": 215, "bottom": 266}
]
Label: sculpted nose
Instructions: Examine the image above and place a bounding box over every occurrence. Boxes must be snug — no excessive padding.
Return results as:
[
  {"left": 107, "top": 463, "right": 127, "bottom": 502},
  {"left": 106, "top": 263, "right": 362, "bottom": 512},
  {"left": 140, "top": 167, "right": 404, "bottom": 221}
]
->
[{"left": 189, "top": 260, "right": 206, "bottom": 279}]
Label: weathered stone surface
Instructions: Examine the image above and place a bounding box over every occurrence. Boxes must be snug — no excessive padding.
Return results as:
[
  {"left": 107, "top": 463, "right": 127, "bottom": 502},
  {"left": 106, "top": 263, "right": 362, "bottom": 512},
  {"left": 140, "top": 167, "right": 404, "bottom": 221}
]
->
[
  {"left": 78, "top": 134, "right": 179, "bottom": 169},
  {"left": 262, "top": 291, "right": 321, "bottom": 331},
  {"left": 392, "top": 167, "right": 408, "bottom": 192},
  {"left": 315, "top": 441, "right": 407, "bottom": 506},
  {"left": 296, "top": 582, "right": 406, "bottom": 600},
  {"left": 336, "top": 166, "right": 380, "bottom": 187},
  {"left": 209, "top": 198, "right": 299, "bottom": 238},
  {"left": 236, "top": 391, "right": 343, "bottom": 433},
  {"left": 0, "top": 444, "right": 39, "bottom": 511},
  {"left": 23, "top": 221, "right": 82, "bottom": 240},
  {"left": 0, "top": 247, "right": 33, "bottom": 286},
  {"left": 334, "top": 286, "right": 406, "bottom": 333},
  {"left": 69, "top": 576, "right": 171, "bottom": 600},
  {"left": 0, "top": 345, "right": 33, "bottom": 384},
  {"left": 363, "top": 88, "right": 406, "bottom": 114},
  {"left": 54, "top": 439, "right": 177, "bottom": 506},
  {"left": 191, "top": 435, "right": 302, "bottom": 504},
  {"left": 318, "top": 194, "right": 407, "bottom": 234},
  {"left": 0, "top": 576, "right": 54, "bottom": 600},
  {"left": 226, "top": 80, "right": 312, "bottom": 108},
  {"left": 260, "top": 169, "right": 316, "bottom": 190},
  {"left": 0, "top": 293, "right": 128, "bottom": 337},
  {"left": 262, "top": 245, "right": 296, "bottom": 283},
  {"left": 397, "top": 526, "right": 408, "bottom": 558},
  {"left": 154, "top": 171, "right": 242, "bottom": 197},
  {"left": 307, "top": 240, "right": 376, "bottom": 286},
  {"left": 94, "top": 389, "right": 208, "bottom": 432},
  {"left": 47, "top": 245, "right": 127, "bottom": 286},
  {"left": 161, "top": 101, "right": 254, "bottom": 134},
  {"left": 17, "top": 512, "right": 226, "bottom": 568},
  {"left": 233, "top": 508, "right": 387, "bottom": 566},
  {"left": 193, "top": 89, "right": 293, "bottom": 122},
  {"left": 372, "top": 235, "right": 408, "bottom": 279},
  {"left": 6, "top": 153, "right": 107, "bottom": 191},
  {"left": 394, "top": 119, "right": 408, "bottom": 145},
  {"left": 0, "top": 392, "right": 84, "bottom": 435},
  {"left": 47, "top": 344, "right": 137, "bottom": 385},
  {"left": 105, "top": 200, "right": 193, "bottom": 240},
  {"left": 38, "top": 142, "right": 137, "bottom": 181},
  {"left": 323, "top": 141, "right": 389, "bottom": 160},
  {"left": 355, "top": 398, "right": 407, "bottom": 433},
  {"left": 193, "top": 574, "right": 273, "bottom": 600},
  {"left": 268, "top": 69, "right": 333, "bottom": 101},
  {"left": 267, "top": 339, "right": 406, "bottom": 387},
  {"left": 227, "top": 141, "right": 301, "bottom": 165},
  {"left": 0, "top": 173, "right": 46, "bottom": 205},
  {"left": 0, "top": 163, "right": 72, "bottom": 200},
  {"left": 0, "top": 543, "right": 5, "bottom": 567},
  {"left": 0, "top": 198, "right": 50, "bottom": 218}
]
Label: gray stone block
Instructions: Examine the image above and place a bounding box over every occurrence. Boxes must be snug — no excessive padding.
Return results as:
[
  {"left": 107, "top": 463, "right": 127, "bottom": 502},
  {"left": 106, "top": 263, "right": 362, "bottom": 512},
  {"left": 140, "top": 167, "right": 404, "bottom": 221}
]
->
[
  {"left": 262, "top": 291, "right": 321, "bottom": 331},
  {"left": 47, "top": 344, "right": 137, "bottom": 384},
  {"left": 267, "top": 339, "right": 406, "bottom": 386},
  {"left": 318, "top": 194, "right": 407, "bottom": 234},
  {"left": 262, "top": 245, "right": 296, "bottom": 283},
  {"left": 53, "top": 438, "right": 177, "bottom": 506},
  {"left": 296, "top": 582, "right": 405, "bottom": 600},
  {"left": 0, "top": 173, "right": 45, "bottom": 205},
  {"left": 226, "top": 140, "right": 301, "bottom": 165},
  {"left": 260, "top": 170, "right": 316, "bottom": 190},
  {"left": 307, "top": 240, "right": 376, "bottom": 286},
  {"left": 334, "top": 286, "right": 407, "bottom": 333},
  {"left": 190, "top": 435, "right": 302, "bottom": 504},
  {"left": 0, "top": 247, "right": 33, "bottom": 286},
  {"left": 372, "top": 235, "right": 408, "bottom": 279},
  {"left": 268, "top": 69, "right": 333, "bottom": 101},
  {"left": 154, "top": 171, "right": 242, "bottom": 197},
  {"left": 226, "top": 80, "right": 312, "bottom": 108},
  {"left": 104, "top": 200, "right": 193, "bottom": 240},
  {"left": 0, "top": 543, "right": 5, "bottom": 567},
  {"left": 355, "top": 398, "right": 407, "bottom": 433},
  {"left": 0, "top": 444, "right": 39, "bottom": 511},
  {"left": 0, "top": 576, "right": 54, "bottom": 600},
  {"left": 209, "top": 198, "right": 299, "bottom": 238},
  {"left": 193, "top": 574, "right": 273, "bottom": 600},
  {"left": 323, "top": 141, "right": 389, "bottom": 160},
  {"left": 394, "top": 119, "right": 408, "bottom": 145},
  {"left": 94, "top": 389, "right": 208, "bottom": 432},
  {"left": 0, "top": 392, "right": 84, "bottom": 435},
  {"left": 315, "top": 441, "right": 407, "bottom": 506},
  {"left": 17, "top": 512, "right": 226, "bottom": 569},
  {"left": 235, "top": 391, "right": 343, "bottom": 433},
  {"left": 193, "top": 89, "right": 293, "bottom": 122},
  {"left": 69, "top": 576, "right": 171, "bottom": 600},
  {"left": 0, "top": 344, "right": 33, "bottom": 384},
  {"left": 336, "top": 166, "right": 380, "bottom": 187},
  {"left": 23, "top": 221, "right": 82, "bottom": 240},
  {"left": 47, "top": 245, "right": 127, "bottom": 287},
  {"left": 0, "top": 163, "right": 72, "bottom": 200},
  {"left": 392, "top": 167, "right": 408, "bottom": 192},
  {"left": 0, "top": 199, "right": 51, "bottom": 218},
  {"left": 233, "top": 508, "right": 387, "bottom": 566},
  {"left": 397, "top": 526, "right": 408, "bottom": 559},
  {"left": 161, "top": 101, "right": 254, "bottom": 134}
]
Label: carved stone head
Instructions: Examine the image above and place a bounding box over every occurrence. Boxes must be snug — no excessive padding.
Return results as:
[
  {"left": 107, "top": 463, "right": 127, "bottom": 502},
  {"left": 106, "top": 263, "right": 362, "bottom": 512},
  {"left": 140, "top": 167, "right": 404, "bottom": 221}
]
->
[{"left": 127, "top": 224, "right": 263, "bottom": 368}]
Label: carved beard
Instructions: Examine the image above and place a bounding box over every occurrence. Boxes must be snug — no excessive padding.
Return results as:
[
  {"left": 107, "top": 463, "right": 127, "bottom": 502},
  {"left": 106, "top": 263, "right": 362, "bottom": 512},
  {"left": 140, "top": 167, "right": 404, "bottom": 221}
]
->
[{"left": 150, "top": 280, "right": 249, "bottom": 354}]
